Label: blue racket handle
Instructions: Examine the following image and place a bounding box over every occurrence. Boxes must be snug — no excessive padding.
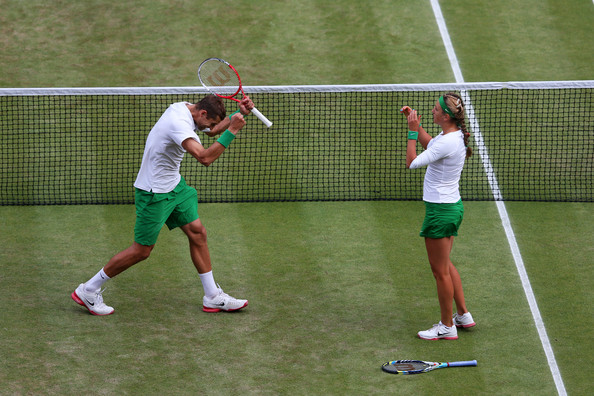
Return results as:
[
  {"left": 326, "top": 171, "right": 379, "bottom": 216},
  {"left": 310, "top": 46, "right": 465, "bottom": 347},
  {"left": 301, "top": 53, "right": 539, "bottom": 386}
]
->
[{"left": 448, "top": 360, "right": 477, "bottom": 367}]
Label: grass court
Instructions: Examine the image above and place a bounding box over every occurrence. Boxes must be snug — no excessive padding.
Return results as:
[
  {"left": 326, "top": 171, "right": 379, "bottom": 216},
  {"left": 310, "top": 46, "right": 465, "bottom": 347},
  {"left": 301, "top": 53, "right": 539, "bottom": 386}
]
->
[{"left": 1, "top": 1, "right": 592, "bottom": 394}]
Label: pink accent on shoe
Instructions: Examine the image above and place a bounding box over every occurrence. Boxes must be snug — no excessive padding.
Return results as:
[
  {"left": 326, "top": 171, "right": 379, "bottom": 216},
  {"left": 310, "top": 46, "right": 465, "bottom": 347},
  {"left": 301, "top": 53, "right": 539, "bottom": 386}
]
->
[
  {"left": 71, "top": 291, "right": 84, "bottom": 305},
  {"left": 202, "top": 300, "right": 248, "bottom": 313},
  {"left": 417, "top": 334, "right": 459, "bottom": 340}
]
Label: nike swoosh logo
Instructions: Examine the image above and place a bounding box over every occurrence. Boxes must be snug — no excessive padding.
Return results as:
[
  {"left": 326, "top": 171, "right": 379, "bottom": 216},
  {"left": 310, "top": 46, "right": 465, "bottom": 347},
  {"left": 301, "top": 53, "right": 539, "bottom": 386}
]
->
[{"left": 85, "top": 298, "right": 95, "bottom": 307}]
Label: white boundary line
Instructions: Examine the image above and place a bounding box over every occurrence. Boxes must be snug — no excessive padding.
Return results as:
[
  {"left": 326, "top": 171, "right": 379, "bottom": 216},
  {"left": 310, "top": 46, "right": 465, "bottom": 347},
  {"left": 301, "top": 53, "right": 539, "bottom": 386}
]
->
[{"left": 430, "top": 1, "right": 567, "bottom": 395}]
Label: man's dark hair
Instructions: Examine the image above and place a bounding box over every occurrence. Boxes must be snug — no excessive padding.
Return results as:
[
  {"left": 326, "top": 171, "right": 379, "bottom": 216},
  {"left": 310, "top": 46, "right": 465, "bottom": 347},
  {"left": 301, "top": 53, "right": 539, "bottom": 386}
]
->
[{"left": 197, "top": 95, "right": 226, "bottom": 120}]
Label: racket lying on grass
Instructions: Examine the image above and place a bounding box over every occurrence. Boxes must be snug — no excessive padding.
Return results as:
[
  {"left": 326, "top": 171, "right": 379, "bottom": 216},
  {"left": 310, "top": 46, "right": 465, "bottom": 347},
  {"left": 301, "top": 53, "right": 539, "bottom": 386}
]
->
[
  {"left": 382, "top": 359, "right": 477, "bottom": 375},
  {"left": 198, "top": 57, "right": 272, "bottom": 127}
]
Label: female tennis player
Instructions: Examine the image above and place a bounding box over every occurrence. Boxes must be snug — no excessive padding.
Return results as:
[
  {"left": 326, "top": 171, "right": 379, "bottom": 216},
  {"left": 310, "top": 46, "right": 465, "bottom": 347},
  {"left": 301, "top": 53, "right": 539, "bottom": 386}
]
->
[
  {"left": 71, "top": 95, "right": 253, "bottom": 315},
  {"left": 402, "top": 92, "right": 476, "bottom": 340}
]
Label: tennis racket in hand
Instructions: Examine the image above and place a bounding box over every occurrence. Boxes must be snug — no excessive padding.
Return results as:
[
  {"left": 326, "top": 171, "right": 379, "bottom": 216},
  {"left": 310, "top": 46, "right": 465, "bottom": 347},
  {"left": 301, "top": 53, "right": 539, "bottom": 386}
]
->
[
  {"left": 381, "top": 359, "right": 477, "bottom": 375},
  {"left": 198, "top": 57, "right": 272, "bottom": 127}
]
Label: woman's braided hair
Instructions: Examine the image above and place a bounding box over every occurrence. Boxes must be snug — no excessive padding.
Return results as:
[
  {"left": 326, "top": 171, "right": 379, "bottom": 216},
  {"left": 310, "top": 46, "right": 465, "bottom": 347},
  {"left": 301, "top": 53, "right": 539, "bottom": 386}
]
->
[{"left": 443, "top": 92, "right": 472, "bottom": 158}]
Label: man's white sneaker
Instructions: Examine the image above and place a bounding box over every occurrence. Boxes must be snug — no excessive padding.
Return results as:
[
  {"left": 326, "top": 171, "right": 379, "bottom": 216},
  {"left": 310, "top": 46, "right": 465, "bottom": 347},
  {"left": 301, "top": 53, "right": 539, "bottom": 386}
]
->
[
  {"left": 453, "top": 312, "right": 476, "bottom": 328},
  {"left": 71, "top": 283, "right": 114, "bottom": 316},
  {"left": 203, "top": 285, "right": 248, "bottom": 312},
  {"left": 417, "top": 321, "right": 458, "bottom": 340}
]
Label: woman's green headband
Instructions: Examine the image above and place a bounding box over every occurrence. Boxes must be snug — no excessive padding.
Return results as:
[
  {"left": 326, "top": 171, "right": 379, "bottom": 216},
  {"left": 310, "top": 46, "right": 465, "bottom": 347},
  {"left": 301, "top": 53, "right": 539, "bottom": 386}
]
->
[{"left": 439, "top": 96, "right": 456, "bottom": 119}]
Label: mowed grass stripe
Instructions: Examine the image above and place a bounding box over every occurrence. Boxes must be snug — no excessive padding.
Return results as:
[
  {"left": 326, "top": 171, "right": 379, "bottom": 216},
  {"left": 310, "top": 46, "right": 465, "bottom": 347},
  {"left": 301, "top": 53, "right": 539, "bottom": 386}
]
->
[
  {"left": 253, "top": 0, "right": 453, "bottom": 84},
  {"left": 504, "top": 202, "right": 594, "bottom": 396},
  {"left": 440, "top": 0, "right": 594, "bottom": 81},
  {"left": 229, "top": 201, "right": 414, "bottom": 393}
]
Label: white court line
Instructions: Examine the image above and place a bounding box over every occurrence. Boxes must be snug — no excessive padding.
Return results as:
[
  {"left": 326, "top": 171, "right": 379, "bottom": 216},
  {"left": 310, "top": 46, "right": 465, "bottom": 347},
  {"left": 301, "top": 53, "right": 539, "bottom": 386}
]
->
[{"left": 429, "top": 1, "right": 567, "bottom": 395}]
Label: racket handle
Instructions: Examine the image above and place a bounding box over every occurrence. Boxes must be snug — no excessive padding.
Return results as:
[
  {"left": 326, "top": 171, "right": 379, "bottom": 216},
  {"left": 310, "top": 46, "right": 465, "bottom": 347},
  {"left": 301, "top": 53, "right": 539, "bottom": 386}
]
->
[
  {"left": 448, "top": 360, "right": 478, "bottom": 367},
  {"left": 250, "top": 106, "right": 273, "bottom": 128}
]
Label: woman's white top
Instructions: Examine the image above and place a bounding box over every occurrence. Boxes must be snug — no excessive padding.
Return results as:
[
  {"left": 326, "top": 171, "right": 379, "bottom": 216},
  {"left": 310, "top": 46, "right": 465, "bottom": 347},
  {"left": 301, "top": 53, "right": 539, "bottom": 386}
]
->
[{"left": 409, "top": 130, "right": 466, "bottom": 203}]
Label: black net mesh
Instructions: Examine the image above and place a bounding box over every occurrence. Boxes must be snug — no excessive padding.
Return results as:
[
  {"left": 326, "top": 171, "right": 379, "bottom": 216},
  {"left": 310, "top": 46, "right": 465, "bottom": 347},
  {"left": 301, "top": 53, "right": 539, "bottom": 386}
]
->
[{"left": 1, "top": 83, "right": 592, "bottom": 205}]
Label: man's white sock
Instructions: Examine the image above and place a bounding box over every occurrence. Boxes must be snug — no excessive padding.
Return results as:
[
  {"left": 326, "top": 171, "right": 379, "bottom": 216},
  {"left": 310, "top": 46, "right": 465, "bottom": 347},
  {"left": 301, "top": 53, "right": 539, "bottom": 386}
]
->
[
  {"left": 84, "top": 268, "right": 110, "bottom": 293},
  {"left": 199, "top": 271, "right": 218, "bottom": 299}
]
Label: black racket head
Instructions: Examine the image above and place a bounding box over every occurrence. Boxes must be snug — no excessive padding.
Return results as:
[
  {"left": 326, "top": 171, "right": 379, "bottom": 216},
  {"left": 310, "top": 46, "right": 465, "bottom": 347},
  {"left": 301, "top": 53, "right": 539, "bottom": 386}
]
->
[{"left": 382, "top": 360, "right": 432, "bottom": 375}]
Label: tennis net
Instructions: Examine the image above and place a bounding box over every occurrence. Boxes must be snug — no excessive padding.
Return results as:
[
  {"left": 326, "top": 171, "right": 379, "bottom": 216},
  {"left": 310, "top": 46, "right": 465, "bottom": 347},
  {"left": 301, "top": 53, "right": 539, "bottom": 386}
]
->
[{"left": 1, "top": 81, "right": 592, "bottom": 205}]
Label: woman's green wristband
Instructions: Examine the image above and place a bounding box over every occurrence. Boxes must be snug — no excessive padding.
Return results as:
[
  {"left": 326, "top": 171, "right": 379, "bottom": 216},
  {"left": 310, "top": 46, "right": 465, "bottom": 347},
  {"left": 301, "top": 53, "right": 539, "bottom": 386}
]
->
[
  {"left": 217, "top": 130, "right": 236, "bottom": 148},
  {"left": 228, "top": 110, "right": 241, "bottom": 120},
  {"left": 408, "top": 131, "right": 419, "bottom": 140}
]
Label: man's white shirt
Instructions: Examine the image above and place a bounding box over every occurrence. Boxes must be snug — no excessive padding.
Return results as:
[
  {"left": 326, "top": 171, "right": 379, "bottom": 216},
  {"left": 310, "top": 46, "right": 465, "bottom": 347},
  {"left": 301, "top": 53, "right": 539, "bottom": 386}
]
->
[{"left": 134, "top": 103, "right": 201, "bottom": 193}]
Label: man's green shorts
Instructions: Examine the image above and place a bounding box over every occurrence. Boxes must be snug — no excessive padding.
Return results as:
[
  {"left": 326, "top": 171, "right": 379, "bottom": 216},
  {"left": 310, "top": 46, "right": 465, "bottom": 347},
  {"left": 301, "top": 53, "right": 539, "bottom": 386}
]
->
[
  {"left": 134, "top": 177, "right": 199, "bottom": 246},
  {"left": 420, "top": 200, "right": 464, "bottom": 239}
]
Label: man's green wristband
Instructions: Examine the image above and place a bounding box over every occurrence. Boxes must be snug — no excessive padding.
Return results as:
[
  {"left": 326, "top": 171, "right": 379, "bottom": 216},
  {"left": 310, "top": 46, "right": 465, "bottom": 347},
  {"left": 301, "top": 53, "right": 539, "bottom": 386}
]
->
[
  {"left": 408, "top": 131, "right": 419, "bottom": 140},
  {"left": 217, "top": 130, "right": 236, "bottom": 148},
  {"left": 228, "top": 110, "right": 241, "bottom": 120}
]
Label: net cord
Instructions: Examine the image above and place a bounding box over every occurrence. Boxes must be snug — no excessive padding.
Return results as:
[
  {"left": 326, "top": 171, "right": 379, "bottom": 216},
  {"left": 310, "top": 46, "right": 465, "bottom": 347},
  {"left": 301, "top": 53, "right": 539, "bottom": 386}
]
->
[{"left": 1, "top": 80, "right": 593, "bottom": 96}]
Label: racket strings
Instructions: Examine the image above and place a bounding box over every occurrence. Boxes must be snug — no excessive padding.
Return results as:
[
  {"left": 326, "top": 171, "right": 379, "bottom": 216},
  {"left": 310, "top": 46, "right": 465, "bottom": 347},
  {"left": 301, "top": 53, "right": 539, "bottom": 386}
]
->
[
  {"left": 382, "top": 360, "right": 432, "bottom": 374},
  {"left": 199, "top": 60, "right": 240, "bottom": 96},
  {"left": 392, "top": 361, "right": 429, "bottom": 371}
]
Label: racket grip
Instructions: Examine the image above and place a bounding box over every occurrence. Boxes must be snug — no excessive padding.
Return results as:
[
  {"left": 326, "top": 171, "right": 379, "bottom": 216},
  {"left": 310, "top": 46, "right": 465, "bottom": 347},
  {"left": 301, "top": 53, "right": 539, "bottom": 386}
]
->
[
  {"left": 448, "top": 360, "right": 478, "bottom": 367},
  {"left": 250, "top": 106, "right": 272, "bottom": 128}
]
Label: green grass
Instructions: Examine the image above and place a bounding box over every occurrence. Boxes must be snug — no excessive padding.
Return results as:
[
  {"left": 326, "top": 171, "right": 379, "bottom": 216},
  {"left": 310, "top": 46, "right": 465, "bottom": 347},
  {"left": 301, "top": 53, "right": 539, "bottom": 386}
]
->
[
  {"left": 441, "top": 0, "right": 594, "bottom": 81},
  {"left": 2, "top": 0, "right": 591, "bottom": 87},
  {"left": 0, "top": 0, "right": 451, "bottom": 87},
  {"left": 2, "top": 201, "right": 584, "bottom": 395},
  {"left": 504, "top": 202, "right": 594, "bottom": 396},
  {"left": 0, "top": 0, "right": 592, "bottom": 394}
]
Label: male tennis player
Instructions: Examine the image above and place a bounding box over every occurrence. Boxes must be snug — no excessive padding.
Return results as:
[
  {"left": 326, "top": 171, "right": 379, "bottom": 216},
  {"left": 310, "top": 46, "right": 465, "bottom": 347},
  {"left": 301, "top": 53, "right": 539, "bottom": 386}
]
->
[
  {"left": 402, "top": 93, "right": 476, "bottom": 340},
  {"left": 71, "top": 95, "right": 253, "bottom": 315}
]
